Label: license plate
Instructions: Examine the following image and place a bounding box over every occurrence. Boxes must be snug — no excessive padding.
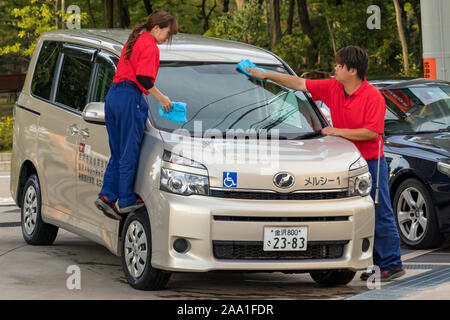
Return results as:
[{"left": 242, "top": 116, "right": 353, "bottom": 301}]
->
[{"left": 263, "top": 227, "right": 308, "bottom": 251}]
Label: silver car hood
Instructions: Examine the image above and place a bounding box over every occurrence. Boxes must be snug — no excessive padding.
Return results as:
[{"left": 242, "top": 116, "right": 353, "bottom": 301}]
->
[{"left": 159, "top": 131, "right": 362, "bottom": 191}]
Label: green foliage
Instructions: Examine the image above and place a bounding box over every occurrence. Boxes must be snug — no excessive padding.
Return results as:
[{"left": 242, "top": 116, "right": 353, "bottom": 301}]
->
[
  {"left": 205, "top": 0, "right": 267, "bottom": 47},
  {"left": 0, "top": 0, "right": 89, "bottom": 59},
  {"left": 0, "top": 0, "right": 425, "bottom": 78},
  {"left": 0, "top": 116, "right": 13, "bottom": 152},
  {"left": 272, "top": 29, "right": 310, "bottom": 74}
]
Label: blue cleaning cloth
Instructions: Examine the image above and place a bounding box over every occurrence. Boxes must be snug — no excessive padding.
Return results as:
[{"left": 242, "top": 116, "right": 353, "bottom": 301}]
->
[
  {"left": 236, "top": 58, "right": 266, "bottom": 82},
  {"left": 158, "top": 102, "right": 187, "bottom": 123}
]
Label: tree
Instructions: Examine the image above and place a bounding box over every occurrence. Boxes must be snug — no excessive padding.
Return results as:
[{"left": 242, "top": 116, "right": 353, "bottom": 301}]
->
[
  {"left": 142, "top": 0, "right": 153, "bottom": 14},
  {"left": 269, "top": 0, "right": 281, "bottom": 47},
  {"left": 393, "top": 0, "right": 409, "bottom": 76},
  {"left": 201, "top": 0, "right": 217, "bottom": 32},
  {"left": 297, "top": 0, "right": 317, "bottom": 69}
]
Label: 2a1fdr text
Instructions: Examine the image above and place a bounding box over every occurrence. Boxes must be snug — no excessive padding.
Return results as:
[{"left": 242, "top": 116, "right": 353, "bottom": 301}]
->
[{"left": 177, "top": 304, "right": 274, "bottom": 318}]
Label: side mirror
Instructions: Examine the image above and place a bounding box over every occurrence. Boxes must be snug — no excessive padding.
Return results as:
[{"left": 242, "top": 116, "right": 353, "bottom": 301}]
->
[{"left": 82, "top": 102, "right": 105, "bottom": 124}]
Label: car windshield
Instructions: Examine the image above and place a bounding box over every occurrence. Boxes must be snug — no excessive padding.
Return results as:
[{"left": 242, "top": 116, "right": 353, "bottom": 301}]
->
[
  {"left": 381, "top": 85, "right": 450, "bottom": 134},
  {"left": 145, "top": 62, "right": 324, "bottom": 139}
]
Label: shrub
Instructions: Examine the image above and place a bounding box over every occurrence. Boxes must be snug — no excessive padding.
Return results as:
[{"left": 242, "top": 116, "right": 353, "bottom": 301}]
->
[{"left": 0, "top": 116, "right": 13, "bottom": 152}]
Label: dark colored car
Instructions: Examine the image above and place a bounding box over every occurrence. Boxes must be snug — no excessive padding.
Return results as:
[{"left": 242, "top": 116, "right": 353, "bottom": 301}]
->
[{"left": 372, "top": 79, "right": 450, "bottom": 249}]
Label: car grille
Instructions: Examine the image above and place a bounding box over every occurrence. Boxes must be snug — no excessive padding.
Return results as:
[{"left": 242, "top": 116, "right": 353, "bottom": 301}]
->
[
  {"left": 213, "top": 240, "right": 348, "bottom": 260},
  {"left": 210, "top": 189, "right": 348, "bottom": 200}
]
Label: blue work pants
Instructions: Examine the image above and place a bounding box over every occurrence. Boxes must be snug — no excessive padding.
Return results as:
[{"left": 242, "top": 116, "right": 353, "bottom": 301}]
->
[
  {"left": 100, "top": 81, "right": 148, "bottom": 207},
  {"left": 367, "top": 156, "right": 403, "bottom": 270}
]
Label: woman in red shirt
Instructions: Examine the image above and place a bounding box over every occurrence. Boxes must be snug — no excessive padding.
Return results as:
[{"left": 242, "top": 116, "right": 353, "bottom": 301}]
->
[{"left": 95, "top": 10, "right": 178, "bottom": 220}]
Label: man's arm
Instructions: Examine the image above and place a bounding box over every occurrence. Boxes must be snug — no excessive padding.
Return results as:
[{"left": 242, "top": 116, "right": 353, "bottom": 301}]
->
[
  {"left": 321, "top": 127, "right": 379, "bottom": 141},
  {"left": 246, "top": 68, "right": 307, "bottom": 91}
]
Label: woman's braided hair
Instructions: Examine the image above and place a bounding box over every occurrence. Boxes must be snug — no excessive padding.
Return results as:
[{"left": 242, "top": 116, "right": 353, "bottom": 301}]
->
[{"left": 124, "top": 10, "right": 178, "bottom": 60}]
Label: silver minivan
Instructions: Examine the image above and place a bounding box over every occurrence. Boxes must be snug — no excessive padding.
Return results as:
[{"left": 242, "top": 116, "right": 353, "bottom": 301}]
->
[{"left": 11, "top": 29, "right": 375, "bottom": 290}]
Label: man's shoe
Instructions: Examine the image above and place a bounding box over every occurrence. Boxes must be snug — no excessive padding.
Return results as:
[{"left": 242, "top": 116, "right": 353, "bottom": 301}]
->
[
  {"left": 95, "top": 195, "right": 122, "bottom": 220},
  {"left": 379, "top": 267, "right": 405, "bottom": 282},
  {"left": 360, "top": 270, "right": 375, "bottom": 281},
  {"left": 119, "top": 197, "right": 145, "bottom": 214}
]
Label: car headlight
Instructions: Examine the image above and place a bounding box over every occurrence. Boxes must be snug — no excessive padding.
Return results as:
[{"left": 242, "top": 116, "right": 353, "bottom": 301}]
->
[
  {"left": 160, "top": 168, "right": 209, "bottom": 196},
  {"left": 349, "top": 156, "right": 368, "bottom": 171},
  {"left": 163, "top": 150, "right": 206, "bottom": 169},
  {"left": 437, "top": 161, "right": 450, "bottom": 177},
  {"left": 349, "top": 172, "right": 372, "bottom": 197}
]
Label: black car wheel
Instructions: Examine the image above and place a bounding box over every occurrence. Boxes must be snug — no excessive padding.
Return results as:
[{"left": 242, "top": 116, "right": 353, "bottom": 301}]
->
[
  {"left": 310, "top": 269, "right": 356, "bottom": 286},
  {"left": 21, "top": 174, "right": 58, "bottom": 245},
  {"left": 393, "top": 178, "right": 444, "bottom": 249},
  {"left": 121, "top": 208, "right": 171, "bottom": 290}
]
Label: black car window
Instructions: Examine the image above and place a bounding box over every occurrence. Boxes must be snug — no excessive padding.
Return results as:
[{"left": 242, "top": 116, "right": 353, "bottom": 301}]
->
[
  {"left": 381, "top": 86, "right": 450, "bottom": 134},
  {"left": 91, "top": 53, "right": 117, "bottom": 102},
  {"left": 55, "top": 51, "right": 94, "bottom": 112},
  {"left": 31, "top": 41, "right": 61, "bottom": 100}
]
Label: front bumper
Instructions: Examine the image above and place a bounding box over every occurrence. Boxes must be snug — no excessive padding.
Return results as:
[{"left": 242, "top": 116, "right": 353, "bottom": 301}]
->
[{"left": 148, "top": 192, "right": 375, "bottom": 272}]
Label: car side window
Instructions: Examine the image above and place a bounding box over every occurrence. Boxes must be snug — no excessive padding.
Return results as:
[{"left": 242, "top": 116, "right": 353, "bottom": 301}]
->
[
  {"left": 55, "top": 47, "right": 94, "bottom": 112},
  {"left": 91, "top": 53, "right": 118, "bottom": 103},
  {"left": 31, "top": 41, "right": 61, "bottom": 100}
]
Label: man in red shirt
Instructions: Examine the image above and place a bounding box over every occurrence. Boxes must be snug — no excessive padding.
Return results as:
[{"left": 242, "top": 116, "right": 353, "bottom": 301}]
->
[{"left": 247, "top": 46, "right": 405, "bottom": 282}]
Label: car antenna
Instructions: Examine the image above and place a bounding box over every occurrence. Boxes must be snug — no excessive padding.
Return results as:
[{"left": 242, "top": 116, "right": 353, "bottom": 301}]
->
[{"left": 374, "top": 138, "right": 381, "bottom": 208}]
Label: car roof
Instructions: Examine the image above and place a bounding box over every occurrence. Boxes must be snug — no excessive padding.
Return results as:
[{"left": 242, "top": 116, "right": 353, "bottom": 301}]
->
[
  {"left": 40, "top": 29, "right": 282, "bottom": 65},
  {"left": 370, "top": 78, "right": 450, "bottom": 89}
]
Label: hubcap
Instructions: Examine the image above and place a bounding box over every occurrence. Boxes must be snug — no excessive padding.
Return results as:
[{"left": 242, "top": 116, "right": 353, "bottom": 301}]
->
[
  {"left": 124, "top": 221, "right": 148, "bottom": 278},
  {"left": 397, "top": 187, "right": 427, "bottom": 242},
  {"left": 23, "top": 185, "right": 38, "bottom": 235}
]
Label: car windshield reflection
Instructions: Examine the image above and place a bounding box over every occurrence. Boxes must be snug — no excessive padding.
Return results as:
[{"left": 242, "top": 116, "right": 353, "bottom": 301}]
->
[{"left": 145, "top": 63, "right": 324, "bottom": 138}]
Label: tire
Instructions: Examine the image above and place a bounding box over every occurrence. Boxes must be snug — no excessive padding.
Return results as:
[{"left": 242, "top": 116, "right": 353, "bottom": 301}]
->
[
  {"left": 310, "top": 269, "right": 356, "bottom": 286},
  {"left": 121, "top": 208, "right": 171, "bottom": 290},
  {"left": 393, "top": 178, "right": 444, "bottom": 249},
  {"left": 21, "top": 174, "right": 58, "bottom": 245}
]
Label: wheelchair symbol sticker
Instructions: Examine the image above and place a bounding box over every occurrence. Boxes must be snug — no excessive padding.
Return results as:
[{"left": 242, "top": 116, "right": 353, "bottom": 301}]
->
[{"left": 223, "top": 172, "right": 237, "bottom": 188}]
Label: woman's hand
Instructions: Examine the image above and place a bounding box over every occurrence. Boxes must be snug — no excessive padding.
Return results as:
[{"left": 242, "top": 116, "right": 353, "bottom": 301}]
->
[{"left": 158, "top": 95, "right": 173, "bottom": 113}]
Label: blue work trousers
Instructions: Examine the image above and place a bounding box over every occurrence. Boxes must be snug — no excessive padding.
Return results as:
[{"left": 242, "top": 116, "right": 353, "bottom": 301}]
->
[
  {"left": 367, "top": 156, "right": 403, "bottom": 270},
  {"left": 100, "top": 81, "right": 149, "bottom": 207}
]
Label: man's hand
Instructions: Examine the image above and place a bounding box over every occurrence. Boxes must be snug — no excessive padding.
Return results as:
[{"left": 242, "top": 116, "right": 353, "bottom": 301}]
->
[
  {"left": 245, "top": 67, "right": 266, "bottom": 80},
  {"left": 321, "top": 126, "right": 341, "bottom": 137},
  {"left": 321, "top": 126, "right": 379, "bottom": 141}
]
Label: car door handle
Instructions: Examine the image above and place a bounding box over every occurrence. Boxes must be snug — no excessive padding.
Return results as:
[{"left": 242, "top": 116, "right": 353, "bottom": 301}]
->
[
  {"left": 80, "top": 128, "right": 90, "bottom": 138},
  {"left": 69, "top": 124, "right": 79, "bottom": 136}
]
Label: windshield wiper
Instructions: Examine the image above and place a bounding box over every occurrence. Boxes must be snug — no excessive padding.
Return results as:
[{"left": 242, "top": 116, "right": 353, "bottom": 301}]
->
[
  {"left": 293, "top": 131, "right": 323, "bottom": 140},
  {"left": 220, "top": 132, "right": 288, "bottom": 140}
]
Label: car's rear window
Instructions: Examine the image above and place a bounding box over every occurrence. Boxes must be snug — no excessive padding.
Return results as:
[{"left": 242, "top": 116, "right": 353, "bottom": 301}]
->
[{"left": 145, "top": 63, "right": 324, "bottom": 138}]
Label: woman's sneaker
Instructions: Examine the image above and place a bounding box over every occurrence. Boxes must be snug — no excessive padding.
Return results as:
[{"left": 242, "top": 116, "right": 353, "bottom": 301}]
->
[
  {"left": 119, "top": 197, "right": 145, "bottom": 213},
  {"left": 95, "top": 195, "right": 122, "bottom": 220}
]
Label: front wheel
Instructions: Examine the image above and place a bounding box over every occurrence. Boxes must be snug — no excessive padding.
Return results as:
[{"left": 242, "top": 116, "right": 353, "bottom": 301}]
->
[
  {"left": 310, "top": 269, "right": 356, "bottom": 286},
  {"left": 121, "top": 208, "right": 171, "bottom": 290}
]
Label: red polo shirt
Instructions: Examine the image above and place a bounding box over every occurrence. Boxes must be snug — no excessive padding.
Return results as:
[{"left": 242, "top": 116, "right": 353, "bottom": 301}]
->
[
  {"left": 113, "top": 32, "right": 160, "bottom": 95},
  {"left": 306, "top": 78, "right": 386, "bottom": 160}
]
